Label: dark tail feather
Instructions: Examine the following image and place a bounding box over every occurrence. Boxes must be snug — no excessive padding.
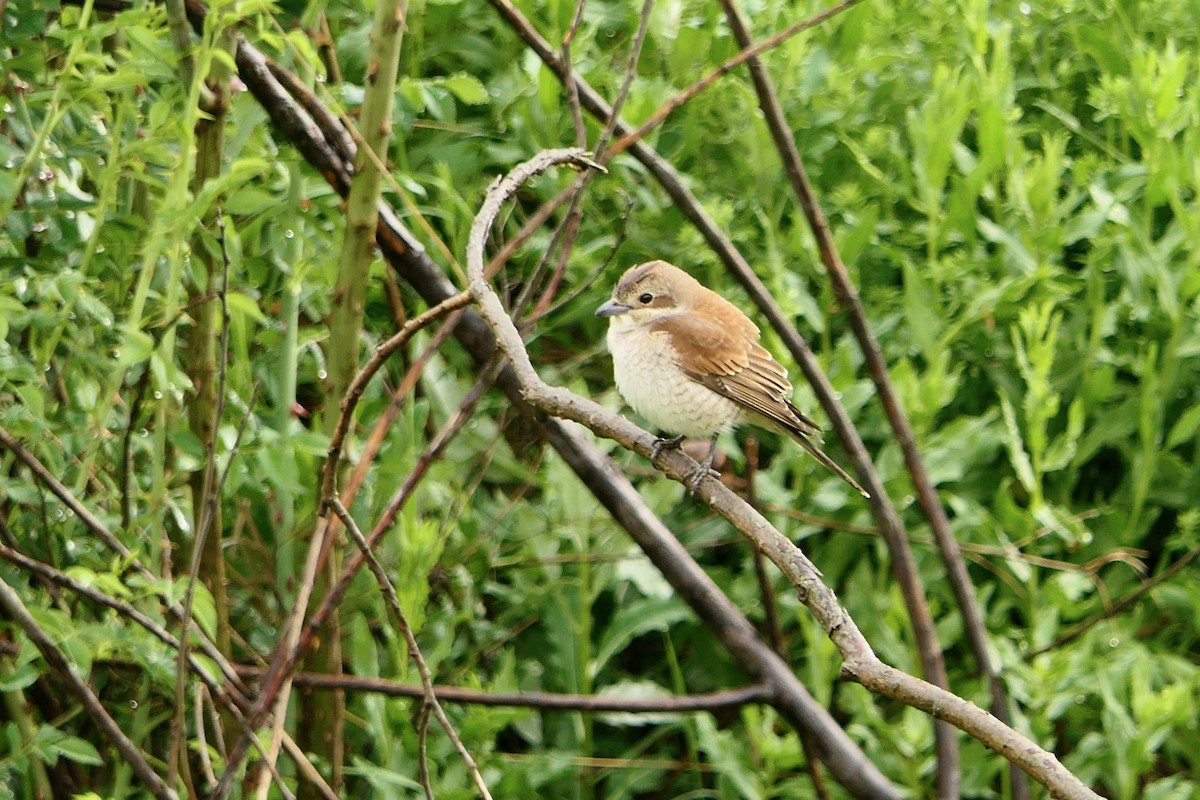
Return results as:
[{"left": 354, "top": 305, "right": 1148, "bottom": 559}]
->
[{"left": 790, "top": 431, "right": 871, "bottom": 499}]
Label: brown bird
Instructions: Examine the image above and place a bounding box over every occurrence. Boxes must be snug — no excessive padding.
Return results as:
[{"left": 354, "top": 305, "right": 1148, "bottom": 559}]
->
[{"left": 596, "top": 260, "right": 869, "bottom": 497}]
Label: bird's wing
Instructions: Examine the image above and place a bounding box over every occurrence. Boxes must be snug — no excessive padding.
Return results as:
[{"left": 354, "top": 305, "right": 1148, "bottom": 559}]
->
[{"left": 650, "top": 307, "right": 821, "bottom": 438}]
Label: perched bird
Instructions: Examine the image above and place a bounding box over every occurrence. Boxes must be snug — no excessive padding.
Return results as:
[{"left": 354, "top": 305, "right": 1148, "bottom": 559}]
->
[{"left": 596, "top": 260, "right": 868, "bottom": 497}]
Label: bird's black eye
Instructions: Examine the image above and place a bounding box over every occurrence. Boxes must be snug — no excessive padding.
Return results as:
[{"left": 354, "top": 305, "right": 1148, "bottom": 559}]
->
[{"left": 638, "top": 293, "right": 653, "bottom": 304}]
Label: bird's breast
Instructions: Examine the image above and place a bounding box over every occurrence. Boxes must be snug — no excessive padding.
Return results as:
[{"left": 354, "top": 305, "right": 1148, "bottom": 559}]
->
[{"left": 606, "top": 323, "right": 740, "bottom": 438}]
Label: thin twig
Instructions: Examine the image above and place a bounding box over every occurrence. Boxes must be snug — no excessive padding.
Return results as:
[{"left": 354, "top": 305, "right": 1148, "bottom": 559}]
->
[
  {"left": 195, "top": 686, "right": 216, "bottom": 790},
  {"left": 170, "top": 203, "right": 240, "bottom": 790},
  {"left": 526, "top": 0, "right": 650, "bottom": 320},
  {"left": 241, "top": 294, "right": 471, "bottom": 796},
  {"left": 0, "top": 426, "right": 248, "bottom": 694},
  {"left": 322, "top": 291, "right": 473, "bottom": 502},
  {"left": 524, "top": 191, "right": 634, "bottom": 325},
  {"left": 714, "top": 4, "right": 1011, "bottom": 795},
  {"left": 0, "top": 544, "right": 308, "bottom": 800},
  {"left": 486, "top": 181, "right": 577, "bottom": 279},
  {"left": 593, "top": 0, "right": 654, "bottom": 161},
  {"left": 744, "top": 438, "right": 785, "bottom": 654},
  {"left": 606, "top": 0, "right": 864, "bottom": 157},
  {"left": 342, "top": 308, "right": 469, "bottom": 505},
  {"left": 214, "top": 364, "right": 501, "bottom": 796},
  {"left": 560, "top": 0, "right": 588, "bottom": 149},
  {"left": 0, "top": 544, "right": 242, "bottom": 702},
  {"left": 417, "top": 701, "right": 435, "bottom": 800},
  {"left": 1028, "top": 545, "right": 1200, "bottom": 658},
  {"left": 238, "top": 666, "right": 773, "bottom": 711},
  {"left": 119, "top": 367, "right": 152, "bottom": 531},
  {"left": 331, "top": 498, "right": 495, "bottom": 800}
]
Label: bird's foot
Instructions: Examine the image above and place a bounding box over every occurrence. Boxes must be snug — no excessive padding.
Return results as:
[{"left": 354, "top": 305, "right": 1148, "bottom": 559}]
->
[
  {"left": 687, "top": 436, "right": 721, "bottom": 496},
  {"left": 650, "top": 434, "right": 685, "bottom": 461},
  {"left": 687, "top": 464, "right": 720, "bottom": 495}
]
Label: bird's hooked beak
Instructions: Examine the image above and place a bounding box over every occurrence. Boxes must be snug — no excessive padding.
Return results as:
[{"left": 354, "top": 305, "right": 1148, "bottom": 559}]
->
[{"left": 595, "top": 298, "right": 631, "bottom": 318}]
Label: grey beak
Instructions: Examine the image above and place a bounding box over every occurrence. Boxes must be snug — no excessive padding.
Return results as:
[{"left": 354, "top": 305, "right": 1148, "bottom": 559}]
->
[{"left": 595, "top": 299, "right": 630, "bottom": 318}]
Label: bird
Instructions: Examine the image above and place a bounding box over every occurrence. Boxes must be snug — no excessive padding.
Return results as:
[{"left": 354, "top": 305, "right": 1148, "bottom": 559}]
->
[{"left": 596, "top": 260, "right": 869, "bottom": 498}]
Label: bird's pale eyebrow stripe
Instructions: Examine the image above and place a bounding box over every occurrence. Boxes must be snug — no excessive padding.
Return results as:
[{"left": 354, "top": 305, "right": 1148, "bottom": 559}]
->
[{"left": 615, "top": 263, "right": 658, "bottom": 294}]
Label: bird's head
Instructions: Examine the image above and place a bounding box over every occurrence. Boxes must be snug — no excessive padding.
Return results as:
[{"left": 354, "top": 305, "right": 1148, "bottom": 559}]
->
[{"left": 595, "top": 260, "right": 697, "bottom": 326}]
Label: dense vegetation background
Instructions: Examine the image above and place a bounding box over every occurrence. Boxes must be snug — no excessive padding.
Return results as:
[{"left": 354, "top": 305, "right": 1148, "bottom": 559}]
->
[{"left": 1, "top": 0, "right": 1198, "bottom": 797}]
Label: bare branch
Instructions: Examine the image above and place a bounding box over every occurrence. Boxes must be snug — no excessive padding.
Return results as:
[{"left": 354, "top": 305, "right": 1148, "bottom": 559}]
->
[
  {"left": 239, "top": 666, "right": 772, "bottom": 712},
  {"left": 0, "top": 545, "right": 321, "bottom": 800},
  {"left": 214, "top": 363, "right": 500, "bottom": 795},
  {"left": 607, "top": 0, "right": 864, "bottom": 158},
  {"left": 1028, "top": 545, "right": 1200, "bottom": 658},
  {"left": 0, "top": 426, "right": 247, "bottom": 695},
  {"left": 322, "top": 291, "right": 473, "bottom": 501},
  {"left": 714, "top": 3, "right": 964, "bottom": 794}
]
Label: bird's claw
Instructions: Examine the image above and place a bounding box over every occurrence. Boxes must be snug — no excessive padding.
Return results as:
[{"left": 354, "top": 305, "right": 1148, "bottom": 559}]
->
[
  {"left": 648, "top": 435, "right": 718, "bottom": 495},
  {"left": 650, "top": 434, "right": 685, "bottom": 461},
  {"left": 687, "top": 465, "right": 720, "bottom": 495}
]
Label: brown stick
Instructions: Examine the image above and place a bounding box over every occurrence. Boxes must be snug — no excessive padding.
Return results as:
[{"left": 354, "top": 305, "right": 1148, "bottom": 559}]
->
[
  {"left": 239, "top": 666, "right": 772, "bottom": 711},
  {"left": 330, "top": 498, "right": 494, "bottom": 799},
  {"left": 1028, "top": 545, "right": 1200, "bottom": 658},
  {"left": 606, "top": 0, "right": 864, "bottom": 158}
]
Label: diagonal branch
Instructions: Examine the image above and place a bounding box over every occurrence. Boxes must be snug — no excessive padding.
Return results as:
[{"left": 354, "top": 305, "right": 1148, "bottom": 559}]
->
[
  {"left": 713, "top": 4, "right": 1036, "bottom": 797},
  {"left": 0, "top": 544, "right": 329, "bottom": 800},
  {"left": 0, "top": 577, "right": 179, "bottom": 800},
  {"left": 0, "top": 426, "right": 247, "bottom": 695},
  {"left": 606, "top": 0, "right": 864, "bottom": 158},
  {"left": 330, "top": 498, "right": 494, "bottom": 800},
  {"left": 483, "top": 0, "right": 962, "bottom": 789}
]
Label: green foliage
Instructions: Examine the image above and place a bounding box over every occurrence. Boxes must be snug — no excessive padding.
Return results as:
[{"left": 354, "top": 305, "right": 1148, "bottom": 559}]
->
[{"left": 2, "top": 0, "right": 1199, "bottom": 797}]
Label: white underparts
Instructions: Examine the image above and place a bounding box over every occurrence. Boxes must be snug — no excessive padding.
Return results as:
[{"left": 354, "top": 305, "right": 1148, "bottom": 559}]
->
[{"left": 606, "top": 318, "right": 741, "bottom": 438}]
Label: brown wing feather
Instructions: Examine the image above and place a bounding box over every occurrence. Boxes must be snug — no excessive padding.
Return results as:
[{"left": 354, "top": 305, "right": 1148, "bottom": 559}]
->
[
  {"left": 648, "top": 299, "right": 820, "bottom": 438},
  {"left": 646, "top": 291, "right": 869, "bottom": 498}
]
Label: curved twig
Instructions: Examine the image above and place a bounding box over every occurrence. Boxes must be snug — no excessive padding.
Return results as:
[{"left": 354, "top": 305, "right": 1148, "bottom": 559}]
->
[
  {"left": 465, "top": 149, "right": 1101, "bottom": 800},
  {"left": 330, "top": 498, "right": 495, "bottom": 800}
]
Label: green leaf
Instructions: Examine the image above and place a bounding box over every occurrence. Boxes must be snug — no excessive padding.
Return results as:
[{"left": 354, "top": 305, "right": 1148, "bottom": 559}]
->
[
  {"left": 1166, "top": 403, "right": 1200, "bottom": 449},
  {"left": 592, "top": 597, "right": 688, "bottom": 678},
  {"left": 441, "top": 74, "right": 489, "bottom": 106},
  {"left": 49, "top": 733, "right": 103, "bottom": 766},
  {"left": 998, "top": 392, "right": 1036, "bottom": 495},
  {"left": 116, "top": 326, "right": 156, "bottom": 368}
]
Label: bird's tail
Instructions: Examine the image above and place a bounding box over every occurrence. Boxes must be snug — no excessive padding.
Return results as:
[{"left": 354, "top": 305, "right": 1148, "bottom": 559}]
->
[{"left": 788, "top": 430, "right": 871, "bottom": 499}]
